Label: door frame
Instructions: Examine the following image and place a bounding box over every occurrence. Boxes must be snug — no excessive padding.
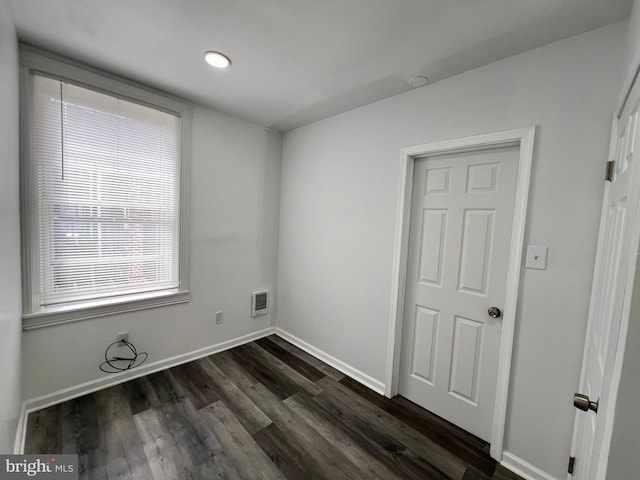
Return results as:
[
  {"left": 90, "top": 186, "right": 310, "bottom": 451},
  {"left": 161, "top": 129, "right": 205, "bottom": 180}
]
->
[{"left": 385, "top": 126, "right": 535, "bottom": 460}]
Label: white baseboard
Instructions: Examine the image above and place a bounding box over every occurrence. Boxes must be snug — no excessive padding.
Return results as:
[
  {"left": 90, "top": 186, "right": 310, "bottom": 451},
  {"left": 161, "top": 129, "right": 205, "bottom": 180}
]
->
[
  {"left": 501, "top": 451, "right": 559, "bottom": 480},
  {"left": 274, "top": 327, "right": 386, "bottom": 395},
  {"left": 15, "top": 326, "right": 276, "bottom": 454},
  {"left": 13, "top": 403, "right": 27, "bottom": 454}
]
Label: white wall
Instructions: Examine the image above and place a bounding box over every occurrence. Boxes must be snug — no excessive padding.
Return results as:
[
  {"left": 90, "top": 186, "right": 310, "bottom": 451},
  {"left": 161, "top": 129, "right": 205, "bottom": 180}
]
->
[
  {"left": 277, "top": 22, "right": 626, "bottom": 479},
  {"left": 21, "top": 105, "right": 282, "bottom": 400},
  {"left": 0, "top": 0, "right": 23, "bottom": 452},
  {"left": 619, "top": 0, "right": 640, "bottom": 108}
]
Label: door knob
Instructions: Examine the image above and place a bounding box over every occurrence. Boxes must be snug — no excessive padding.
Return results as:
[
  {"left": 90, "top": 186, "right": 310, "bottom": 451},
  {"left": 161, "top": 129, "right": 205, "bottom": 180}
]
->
[
  {"left": 573, "top": 393, "right": 599, "bottom": 413},
  {"left": 488, "top": 306, "right": 502, "bottom": 318}
]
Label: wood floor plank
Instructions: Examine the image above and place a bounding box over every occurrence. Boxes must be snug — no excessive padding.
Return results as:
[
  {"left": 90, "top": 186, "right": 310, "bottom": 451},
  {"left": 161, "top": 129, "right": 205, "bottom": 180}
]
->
[
  {"left": 24, "top": 404, "right": 61, "bottom": 454},
  {"left": 170, "top": 359, "right": 220, "bottom": 409},
  {"left": 133, "top": 399, "right": 234, "bottom": 480},
  {"left": 227, "top": 345, "right": 301, "bottom": 400},
  {"left": 154, "top": 397, "right": 224, "bottom": 473},
  {"left": 199, "top": 400, "right": 286, "bottom": 480},
  {"left": 493, "top": 465, "right": 525, "bottom": 480},
  {"left": 463, "top": 466, "right": 491, "bottom": 480},
  {"left": 194, "top": 458, "right": 241, "bottom": 480},
  {"left": 60, "top": 395, "right": 102, "bottom": 452},
  {"left": 209, "top": 349, "right": 260, "bottom": 392},
  {"left": 266, "top": 335, "right": 345, "bottom": 381},
  {"left": 60, "top": 395, "right": 107, "bottom": 479},
  {"left": 343, "top": 376, "right": 486, "bottom": 450},
  {"left": 121, "top": 376, "right": 160, "bottom": 415},
  {"left": 339, "top": 376, "right": 496, "bottom": 476},
  {"left": 93, "top": 384, "right": 155, "bottom": 480},
  {"left": 253, "top": 423, "right": 327, "bottom": 480},
  {"left": 284, "top": 392, "right": 405, "bottom": 480},
  {"left": 81, "top": 458, "right": 108, "bottom": 480},
  {"left": 255, "top": 337, "right": 326, "bottom": 382},
  {"left": 146, "top": 370, "right": 185, "bottom": 404},
  {"left": 199, "top": 357, "right": 272, "bottom": 434},
  {"left": 108, "top": 419, "right": 154, "bottom": 480},
  {"left": 243, "top": 342, "right": 323, "bottom": 397},
  {"left": 309, "top": 390, "right": 451, "bottom": 480},
  {"left": 133, "top": 407, "right": 183, "bottom": 480},
  {"left": 317, "top": 376, "right": 468, "bottom": 480},
  {"left": 162, "top": 398, "right": 242, "bottom": 480},
  {"left": 242, "top": 381, "right": 365, "bottom": 480}
]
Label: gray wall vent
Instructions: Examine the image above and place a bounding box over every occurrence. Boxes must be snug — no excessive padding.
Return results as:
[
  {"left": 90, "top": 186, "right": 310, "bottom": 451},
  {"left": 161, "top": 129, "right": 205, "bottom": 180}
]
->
[{"left": 251, "top": 290, "right": 268, "bottom": 317}]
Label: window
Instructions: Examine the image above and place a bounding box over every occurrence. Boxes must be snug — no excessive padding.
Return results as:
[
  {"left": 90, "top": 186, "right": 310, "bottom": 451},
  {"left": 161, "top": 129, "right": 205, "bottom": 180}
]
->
[{"left": 21, "top": 48, "right": 190, "bottom": 328}]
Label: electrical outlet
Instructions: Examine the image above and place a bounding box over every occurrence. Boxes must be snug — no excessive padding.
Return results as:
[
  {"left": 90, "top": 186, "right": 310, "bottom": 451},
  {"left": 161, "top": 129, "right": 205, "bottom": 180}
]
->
[
  {"left": 215, "top": 311, "right": 223, "bottom": 324},
  {"left": 116, "top": 332, "right": 129, "bottom": 342}
]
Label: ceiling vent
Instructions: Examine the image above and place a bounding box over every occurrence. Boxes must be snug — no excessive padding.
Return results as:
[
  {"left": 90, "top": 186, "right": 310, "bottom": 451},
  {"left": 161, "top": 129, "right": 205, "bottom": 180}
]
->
[{"left": 251, "top": 290, "right": 268, "bottom": 317}]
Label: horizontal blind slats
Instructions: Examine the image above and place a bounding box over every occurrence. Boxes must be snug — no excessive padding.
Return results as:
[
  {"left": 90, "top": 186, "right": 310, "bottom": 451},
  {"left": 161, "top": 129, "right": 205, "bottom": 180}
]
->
[{"left": 32, "top": 74, "right": 182, "bottom": 307}]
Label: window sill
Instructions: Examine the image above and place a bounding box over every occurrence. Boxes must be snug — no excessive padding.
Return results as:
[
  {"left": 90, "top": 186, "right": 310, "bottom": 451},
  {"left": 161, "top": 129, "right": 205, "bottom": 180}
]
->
[{"left": 22, "top": 289, "right": 191, "bottom": 330}]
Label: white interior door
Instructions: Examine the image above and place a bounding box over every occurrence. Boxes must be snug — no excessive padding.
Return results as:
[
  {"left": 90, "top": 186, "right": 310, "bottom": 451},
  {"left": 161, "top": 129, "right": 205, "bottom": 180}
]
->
[
  {"left": 569, "top": 91, "right": 640, "bottom": 479},
  {"left": 398, "top": 145, "right": 518, "bottom": 441}
]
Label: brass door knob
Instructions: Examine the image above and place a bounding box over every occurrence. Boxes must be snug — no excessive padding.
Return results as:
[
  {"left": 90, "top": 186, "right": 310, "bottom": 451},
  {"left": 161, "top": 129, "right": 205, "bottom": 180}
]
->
[{"left": 488, "top": 306, "right": 502, "bottom": 318}]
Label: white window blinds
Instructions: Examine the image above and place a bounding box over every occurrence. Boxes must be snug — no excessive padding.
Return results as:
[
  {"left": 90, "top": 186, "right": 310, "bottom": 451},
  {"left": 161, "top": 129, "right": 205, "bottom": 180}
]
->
[{"left": 30, "top": 74, "right": 182, "bottom": 307}]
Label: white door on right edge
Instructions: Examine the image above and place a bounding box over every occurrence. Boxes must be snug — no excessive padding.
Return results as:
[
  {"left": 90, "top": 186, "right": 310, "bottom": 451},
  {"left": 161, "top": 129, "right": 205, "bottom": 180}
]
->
[
  {"left": 399, "top": 145, "right": 518, "bottom": 441},
  {"left": 570, "top": 95, "right": 640, "bottom": 479}
]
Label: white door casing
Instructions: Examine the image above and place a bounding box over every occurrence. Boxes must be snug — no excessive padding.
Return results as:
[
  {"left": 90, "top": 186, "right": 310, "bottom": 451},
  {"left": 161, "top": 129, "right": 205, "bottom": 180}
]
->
[
  {"left": 387, "top": 127, "right": 535, "bottom": 459},
  {"left": 398, "top": 146, "right": 519, "bottom": 441},
  {"left": 569, "top": 81, "right": 640, "bottom": 479}
]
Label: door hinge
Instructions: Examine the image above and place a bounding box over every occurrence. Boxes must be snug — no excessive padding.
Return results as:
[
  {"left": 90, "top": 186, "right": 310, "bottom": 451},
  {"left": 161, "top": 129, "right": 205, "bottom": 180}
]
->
[
  {"left": 568, "top": 456, "right": 576, "bottom": 475},
  {"left": 605, "top": 161, "right": 615, "bottom": 181}
]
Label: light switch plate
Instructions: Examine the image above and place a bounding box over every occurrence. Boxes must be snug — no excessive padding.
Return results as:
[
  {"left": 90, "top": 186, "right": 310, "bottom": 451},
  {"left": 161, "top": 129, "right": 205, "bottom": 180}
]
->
[{"left": 525, "top": 245, "right": 548, "bottom": 270}]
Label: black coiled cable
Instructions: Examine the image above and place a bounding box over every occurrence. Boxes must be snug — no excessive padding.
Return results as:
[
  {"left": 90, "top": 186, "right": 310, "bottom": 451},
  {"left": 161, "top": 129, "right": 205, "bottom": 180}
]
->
[{"left": 99, "top": 339, "right": 148, "bottom": 373}]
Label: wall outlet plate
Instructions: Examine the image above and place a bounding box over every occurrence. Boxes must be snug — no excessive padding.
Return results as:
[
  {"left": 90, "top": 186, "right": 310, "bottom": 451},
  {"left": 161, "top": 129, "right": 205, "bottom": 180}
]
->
[{"left": 215, "top": 311, "right": 223, "bottom": 324}]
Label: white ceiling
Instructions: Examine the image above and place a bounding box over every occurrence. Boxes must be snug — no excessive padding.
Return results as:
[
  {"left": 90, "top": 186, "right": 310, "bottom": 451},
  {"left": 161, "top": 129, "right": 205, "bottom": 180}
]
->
[{"left": 8, "top": 0, "right": 633, "bottom": 132}]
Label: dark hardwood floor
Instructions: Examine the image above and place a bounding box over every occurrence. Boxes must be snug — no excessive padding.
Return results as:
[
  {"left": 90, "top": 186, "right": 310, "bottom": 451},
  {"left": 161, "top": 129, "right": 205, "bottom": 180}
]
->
[{"left": 25, "top": 335, "right": 524, "bottom": 480}]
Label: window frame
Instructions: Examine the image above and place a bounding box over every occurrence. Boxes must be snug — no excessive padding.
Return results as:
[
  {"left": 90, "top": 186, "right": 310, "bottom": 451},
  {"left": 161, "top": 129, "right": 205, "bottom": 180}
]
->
[{"left": 20, "top": 46, "right": 191, "bottom": 330}]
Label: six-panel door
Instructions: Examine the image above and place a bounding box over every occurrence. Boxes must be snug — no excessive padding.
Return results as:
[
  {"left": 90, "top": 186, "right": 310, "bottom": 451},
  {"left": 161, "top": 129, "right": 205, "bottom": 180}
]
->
[{"left": 399, "top": 146, "right": 518, "bottom": 441}]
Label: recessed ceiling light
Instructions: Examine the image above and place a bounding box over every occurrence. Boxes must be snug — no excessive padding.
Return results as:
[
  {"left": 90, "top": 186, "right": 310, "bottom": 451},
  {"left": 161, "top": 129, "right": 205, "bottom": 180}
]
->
[
  {"left": 408, "top": 75, "right": 429, "bottom": 88},
  {"left": 204, "top": 51, "right": 231, "bottom": 69}
]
